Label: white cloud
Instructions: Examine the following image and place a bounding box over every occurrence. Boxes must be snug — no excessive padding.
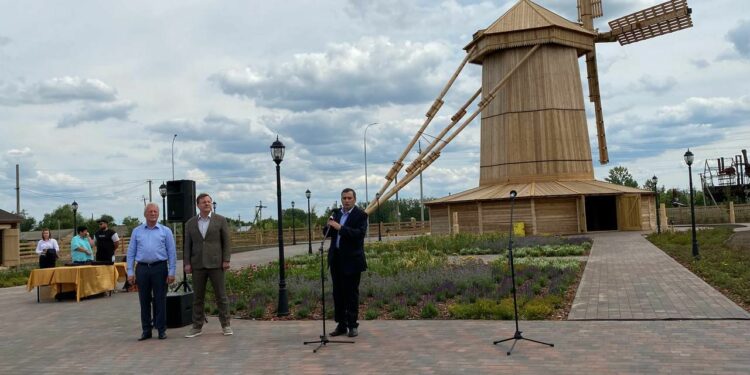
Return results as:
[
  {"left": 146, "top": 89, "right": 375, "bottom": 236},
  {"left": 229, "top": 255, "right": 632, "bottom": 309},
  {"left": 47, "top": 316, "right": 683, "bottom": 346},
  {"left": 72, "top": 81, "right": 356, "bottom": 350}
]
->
[
  {"left": 726, "top": 19, "right": 750, "bottom": 59},
  {"left": 6, "top": 147, "right": 33, "bottom": 158},
  {"left": 211, "top": 37, "right": 453, "bottom": 110},
  {"left": 0, "top": 76, "right": 117, "bottom": 106},
  {"left": 57, "top": 100, "right": 136, "bottom": 128}
]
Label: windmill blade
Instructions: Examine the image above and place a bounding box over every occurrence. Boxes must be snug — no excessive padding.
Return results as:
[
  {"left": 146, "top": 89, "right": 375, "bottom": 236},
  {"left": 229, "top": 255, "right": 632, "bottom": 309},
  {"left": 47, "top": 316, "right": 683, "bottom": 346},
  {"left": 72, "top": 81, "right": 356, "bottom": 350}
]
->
[
  {"left": 585, "top": 48, "right": 609, "bottom": 164},
  {"left": 577, "top": 0, "right": 603, "bottom": 24},
  {"left": 604, "top": 0, "right": 693, "bottom": 45}
]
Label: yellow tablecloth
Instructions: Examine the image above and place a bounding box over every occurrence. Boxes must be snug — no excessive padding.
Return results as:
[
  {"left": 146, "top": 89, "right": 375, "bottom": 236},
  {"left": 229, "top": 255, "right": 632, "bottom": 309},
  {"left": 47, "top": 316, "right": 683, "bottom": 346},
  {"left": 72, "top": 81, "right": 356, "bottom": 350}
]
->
[{"left": 27, "top": 264, "right": 125, "bottom": 302}]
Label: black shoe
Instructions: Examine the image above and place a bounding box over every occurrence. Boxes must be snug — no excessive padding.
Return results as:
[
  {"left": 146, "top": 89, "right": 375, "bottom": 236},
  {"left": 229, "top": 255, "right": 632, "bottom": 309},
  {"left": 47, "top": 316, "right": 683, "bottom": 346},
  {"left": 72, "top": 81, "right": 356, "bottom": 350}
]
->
[
  {"left": 158, "top": 332, "right": 167, "bottom": 340},
  {"left": 347, "top": 327, "right": 358, "bottom": 337},
  {"left": 138, "top": 333, "right": 152, "bottom": 341},
  {"left": 329, "top": 325, "right": 347, "bottom": 337}
]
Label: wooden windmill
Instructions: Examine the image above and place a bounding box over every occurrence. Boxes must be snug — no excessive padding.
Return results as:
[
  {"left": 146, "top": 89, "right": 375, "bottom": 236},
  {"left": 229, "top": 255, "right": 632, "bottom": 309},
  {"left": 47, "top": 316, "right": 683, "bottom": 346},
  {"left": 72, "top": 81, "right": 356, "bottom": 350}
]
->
[{"left": 365, "top": 0, "right": 693, "bottom": 235}]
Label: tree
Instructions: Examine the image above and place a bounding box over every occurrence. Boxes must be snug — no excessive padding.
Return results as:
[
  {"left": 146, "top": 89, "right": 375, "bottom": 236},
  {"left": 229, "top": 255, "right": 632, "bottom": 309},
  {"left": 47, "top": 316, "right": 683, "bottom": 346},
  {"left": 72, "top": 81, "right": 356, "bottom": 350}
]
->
[
  {"left": 18, "top": 209, "right": 36, "bottom": 232},
  {"left": 37, "top": 204, "right": 86, "bottom": 230},
  {"left": 605, "top": 166, "right": 639, "bottom": 188},
  {"left": 121, "top": 216, "right": 141, "bottom": 236}
]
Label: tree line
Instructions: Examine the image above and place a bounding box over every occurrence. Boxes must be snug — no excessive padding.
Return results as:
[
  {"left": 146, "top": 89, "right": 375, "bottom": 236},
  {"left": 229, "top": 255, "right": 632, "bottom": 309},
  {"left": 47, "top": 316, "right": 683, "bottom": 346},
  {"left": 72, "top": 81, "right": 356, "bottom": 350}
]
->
[{"left": 18, "top": 198, "right": 432, "bottom": 233}]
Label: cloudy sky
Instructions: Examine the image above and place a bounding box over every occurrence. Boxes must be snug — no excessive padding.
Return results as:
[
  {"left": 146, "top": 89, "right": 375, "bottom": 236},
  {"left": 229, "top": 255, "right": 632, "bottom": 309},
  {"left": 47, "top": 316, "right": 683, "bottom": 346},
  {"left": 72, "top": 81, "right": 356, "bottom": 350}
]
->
[{"left": 1, "top": 0, "right": 749, "bottom": 224}]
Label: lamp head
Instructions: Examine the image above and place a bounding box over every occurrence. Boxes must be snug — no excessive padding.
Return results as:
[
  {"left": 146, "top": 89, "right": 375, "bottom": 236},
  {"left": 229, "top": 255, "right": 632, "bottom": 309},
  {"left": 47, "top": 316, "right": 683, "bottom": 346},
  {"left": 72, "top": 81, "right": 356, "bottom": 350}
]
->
[
  {"left": 509, "top": 190, "right": 517, "bottom": 199},
  {"left": 684, "top": 149, "right": 694, "bottom": 166},
  {"left": 651, "top": 175, "right": 658, "bottom": 184},
  {"left": 159, "top": 183, "right": 167, "bottom": 198},
  {"left": 305, "top": 189, "right": 311, "bottom": 199},
  {"left": 291, "top": 201, "right": 295, "bottom": 208},
  {"left": 270, "top": 135, "right": 285, "bottom": 164},
  {"left": 71, "top": 200, "right": 78, "bottom": 211}
]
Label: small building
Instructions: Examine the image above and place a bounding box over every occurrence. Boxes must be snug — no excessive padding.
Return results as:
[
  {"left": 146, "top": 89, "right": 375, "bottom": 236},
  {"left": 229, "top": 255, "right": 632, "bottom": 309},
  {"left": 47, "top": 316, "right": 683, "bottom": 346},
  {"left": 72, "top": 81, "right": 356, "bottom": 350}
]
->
[{"left": 0, "top": 209, "right": 23, "bottom": 267}]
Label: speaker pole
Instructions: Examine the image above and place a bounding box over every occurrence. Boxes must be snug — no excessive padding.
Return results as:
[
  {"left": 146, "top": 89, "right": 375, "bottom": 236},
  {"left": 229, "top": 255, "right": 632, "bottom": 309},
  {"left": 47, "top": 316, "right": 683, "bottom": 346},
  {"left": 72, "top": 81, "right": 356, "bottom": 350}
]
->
[{"left": 493, "top": 190, "right": 553, "bottom": 355}]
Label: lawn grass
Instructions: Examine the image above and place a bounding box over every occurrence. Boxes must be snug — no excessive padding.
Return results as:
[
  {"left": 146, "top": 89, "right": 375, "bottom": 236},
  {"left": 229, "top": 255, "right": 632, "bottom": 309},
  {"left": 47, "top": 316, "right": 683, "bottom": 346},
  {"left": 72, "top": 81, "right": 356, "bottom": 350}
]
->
[{"left": 647, "top": 227, "right": 750, "bottom": 310}]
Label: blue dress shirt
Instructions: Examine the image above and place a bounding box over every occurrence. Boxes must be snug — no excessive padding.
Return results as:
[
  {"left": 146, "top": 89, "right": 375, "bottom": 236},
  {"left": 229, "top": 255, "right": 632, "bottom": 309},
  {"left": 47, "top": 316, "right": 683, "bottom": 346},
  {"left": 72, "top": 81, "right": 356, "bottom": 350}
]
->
[{"left": 126, "top": 223, "right": 177, "bottom": 276}]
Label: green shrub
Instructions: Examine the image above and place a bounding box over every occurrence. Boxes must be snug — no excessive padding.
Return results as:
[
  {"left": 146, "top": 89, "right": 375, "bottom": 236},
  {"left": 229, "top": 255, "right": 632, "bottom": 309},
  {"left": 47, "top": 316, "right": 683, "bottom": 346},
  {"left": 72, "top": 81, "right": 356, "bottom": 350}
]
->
[
  {"left": 420, "top": 303, "right": 439, "bottom": 319},
  {"left": 296, "top": 306, "right": 311, "bottom": 319},
  {"left": 391, "top": 306, "right": 408, "bottom": 319},
  {"left": 365, "top": 308, "right": 379, "bottom": 320},
  {"left": 448, "top": 298, "right": 514, "bottom": 319},
  {"left": 522, "top": 296, "right": 560, "bottom": 319}
]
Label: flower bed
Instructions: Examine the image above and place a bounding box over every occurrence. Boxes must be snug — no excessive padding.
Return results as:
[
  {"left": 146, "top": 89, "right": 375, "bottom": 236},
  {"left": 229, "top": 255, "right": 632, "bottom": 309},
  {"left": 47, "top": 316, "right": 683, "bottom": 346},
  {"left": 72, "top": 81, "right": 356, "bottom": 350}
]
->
[{"left": 206, "top": 234, "right": 587, "bottom": 320}]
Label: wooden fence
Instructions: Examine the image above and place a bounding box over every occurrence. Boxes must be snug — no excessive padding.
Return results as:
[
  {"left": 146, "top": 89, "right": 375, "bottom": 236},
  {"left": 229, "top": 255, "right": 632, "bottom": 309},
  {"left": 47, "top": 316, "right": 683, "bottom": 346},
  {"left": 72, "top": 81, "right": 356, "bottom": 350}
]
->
[
  {"left": 18, "top": 221, "right": 431, "bottom": 266},
  {"left": 665, "top": 203, "right": 750, "bottom": 225}
]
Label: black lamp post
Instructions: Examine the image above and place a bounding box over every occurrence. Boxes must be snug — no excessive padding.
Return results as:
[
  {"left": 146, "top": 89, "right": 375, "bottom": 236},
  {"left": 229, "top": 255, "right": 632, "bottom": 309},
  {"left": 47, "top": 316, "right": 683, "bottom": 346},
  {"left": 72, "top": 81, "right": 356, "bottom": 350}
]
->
[
  {"left": 213, "top": 201, "right": 216, "bottom": 213},
  {"left": 652, "top": 175, "right": 661, "bottom": 234},
  {"left": 271, "top": 136, "right": 289, "bottom": 316},
  {"left": 684, "top": 149, "right": 700, "bottom": 259},
  {"left": 291, "top": 201, "right": 296, "bottom": 245},
  {"left": 159, "top": 183, "right": 167, "bottom": 224},
  {"left": 71, "top": 200, "right": 79, "bottom": 232},
  {"left": 375, "top": 193, "right": 382, "bottom": 242},
  {"left": 305, "top": 189, "right": 312, "bottom": 254}
]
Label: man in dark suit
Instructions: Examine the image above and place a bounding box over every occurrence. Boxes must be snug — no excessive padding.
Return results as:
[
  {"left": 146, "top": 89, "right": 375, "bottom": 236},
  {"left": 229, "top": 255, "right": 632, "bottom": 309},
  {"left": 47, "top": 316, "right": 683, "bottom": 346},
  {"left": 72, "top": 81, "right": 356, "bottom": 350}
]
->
[
  {"left": 325, "top": 188, "right": 368, "bottom": 337},
  {"left": 183, "top": 193, "right": 232, "bottom": 338}
]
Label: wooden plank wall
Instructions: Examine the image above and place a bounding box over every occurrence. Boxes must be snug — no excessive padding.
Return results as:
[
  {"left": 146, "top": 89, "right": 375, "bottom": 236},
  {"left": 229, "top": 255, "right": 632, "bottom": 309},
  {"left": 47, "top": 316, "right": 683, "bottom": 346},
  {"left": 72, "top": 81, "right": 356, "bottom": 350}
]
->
[
  {"left": 479, "top": 45, "right": 594, "bottom": 185},
  {"left": 481, "top": 200, "right": 533, "bottom": 234},
  {"left": 642, "top": 195, "right": 656, "bottom": 230},
  {"left": 534, "top": 198, "right": 579, "bottom": 234},
  {"left": 452, "top": 203, "right": 481, "bottom": 234},
  {"left": 429, "top": 205, "right": 450, "bottom": 234}
]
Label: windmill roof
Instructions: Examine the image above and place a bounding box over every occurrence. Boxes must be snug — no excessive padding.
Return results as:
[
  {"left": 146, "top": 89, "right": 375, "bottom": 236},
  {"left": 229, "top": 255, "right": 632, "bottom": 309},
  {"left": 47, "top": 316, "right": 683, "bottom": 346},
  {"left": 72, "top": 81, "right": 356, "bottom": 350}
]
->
[
  {"left": 480, "top": 0, "right": 594, "bottom": 37},
  {"left": 426, "top": 180, "right": 651, "bottom": 204}
]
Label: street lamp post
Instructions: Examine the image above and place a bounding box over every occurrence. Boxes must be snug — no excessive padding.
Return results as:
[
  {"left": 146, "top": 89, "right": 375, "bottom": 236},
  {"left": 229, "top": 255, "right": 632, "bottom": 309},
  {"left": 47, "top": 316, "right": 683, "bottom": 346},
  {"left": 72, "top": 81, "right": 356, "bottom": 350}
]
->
[
  {"left": 652, "top": 175, "right": 661, "bottom": 234},
  {"left": 171, "top": 134, "right": 177, "bottom": 180},
  {"left": 363, "top": 122, "right": 379, "bottom": 206},
  {"left": 291, "top": 201, "right": 296, "bottom": 245},
  {"left": 271, "top": 136, "right": 289, "bottom": 316},
  {"left": 305, "top": 189, "right": 312, "bottom": 254},
  {"left": 71, "top": 200, "right": 79, "bottom": 231},
  {"left": 375, "top": 193, "right": 382, "bottom": 242},
  {"left": 159, "top": 183, "right": 167, "bottom": 224},
  {"left": 684, "top": 149, "right": 700, "bottom": 259}
]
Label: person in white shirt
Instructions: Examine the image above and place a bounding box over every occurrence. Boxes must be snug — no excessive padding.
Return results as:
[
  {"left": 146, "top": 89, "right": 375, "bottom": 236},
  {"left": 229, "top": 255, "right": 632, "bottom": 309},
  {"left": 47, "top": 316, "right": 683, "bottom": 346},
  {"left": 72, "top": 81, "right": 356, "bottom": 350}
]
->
[{"left": 35, "top": 228, "right": 60, "bottom": 269}]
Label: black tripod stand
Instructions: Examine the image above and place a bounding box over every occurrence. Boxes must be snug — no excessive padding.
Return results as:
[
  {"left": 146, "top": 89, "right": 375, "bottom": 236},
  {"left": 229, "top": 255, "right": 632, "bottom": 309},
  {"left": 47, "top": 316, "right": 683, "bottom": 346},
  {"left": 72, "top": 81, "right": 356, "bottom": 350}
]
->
[
  {"left": 493, "top": 190, "right": 554, "bottom": 355},
  {"left": 304, "top": 224, "right": 354, "bottom": 352},
  {"left": 173, "top": 220, "right": 192, "bottom": 293}
]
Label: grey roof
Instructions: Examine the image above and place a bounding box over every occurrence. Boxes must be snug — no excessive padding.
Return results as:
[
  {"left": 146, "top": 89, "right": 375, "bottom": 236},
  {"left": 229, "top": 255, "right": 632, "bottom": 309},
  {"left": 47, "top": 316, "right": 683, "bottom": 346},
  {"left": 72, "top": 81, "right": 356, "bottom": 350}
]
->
[{"left": 0, "top": 209, "right": 23, "bottom": 224}]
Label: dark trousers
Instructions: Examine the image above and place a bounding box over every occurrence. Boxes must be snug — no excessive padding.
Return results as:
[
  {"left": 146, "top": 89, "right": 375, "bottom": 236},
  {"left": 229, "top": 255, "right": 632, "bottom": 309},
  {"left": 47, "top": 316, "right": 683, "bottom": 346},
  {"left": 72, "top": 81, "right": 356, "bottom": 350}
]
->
[
  {"left": 135, "top": 261, "right": 168, "bottom": 335},
  {"left": 39, "top": 252, "right": 57, "bottom": 269},
  {"left": 330, "top": 266, "right": 361, "bottom": 328},
  {"left": 192, "top": 268, "right": 230, "bottom": 329}
]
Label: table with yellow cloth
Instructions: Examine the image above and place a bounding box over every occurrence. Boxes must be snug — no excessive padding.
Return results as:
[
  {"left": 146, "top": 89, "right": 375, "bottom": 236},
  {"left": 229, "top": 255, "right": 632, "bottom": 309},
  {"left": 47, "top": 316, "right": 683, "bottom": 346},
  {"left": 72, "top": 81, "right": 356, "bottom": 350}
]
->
[{"left": 27, "top": 262, "right": 128, "bottom": 302}]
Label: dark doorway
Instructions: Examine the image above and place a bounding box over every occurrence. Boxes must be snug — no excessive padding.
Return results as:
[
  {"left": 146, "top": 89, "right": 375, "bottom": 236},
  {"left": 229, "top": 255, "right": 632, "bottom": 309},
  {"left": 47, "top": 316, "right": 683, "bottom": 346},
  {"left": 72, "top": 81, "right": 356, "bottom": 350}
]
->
[{"left": 585, "top": 195, "right": 617, "bottom": 231}]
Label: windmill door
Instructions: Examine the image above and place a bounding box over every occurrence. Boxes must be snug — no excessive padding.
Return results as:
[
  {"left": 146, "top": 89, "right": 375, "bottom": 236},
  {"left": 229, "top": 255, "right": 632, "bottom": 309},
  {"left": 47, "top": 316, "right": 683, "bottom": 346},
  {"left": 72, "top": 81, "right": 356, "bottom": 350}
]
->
[{"left": 617, "top": 194, "right": 641, "bottom": 231}]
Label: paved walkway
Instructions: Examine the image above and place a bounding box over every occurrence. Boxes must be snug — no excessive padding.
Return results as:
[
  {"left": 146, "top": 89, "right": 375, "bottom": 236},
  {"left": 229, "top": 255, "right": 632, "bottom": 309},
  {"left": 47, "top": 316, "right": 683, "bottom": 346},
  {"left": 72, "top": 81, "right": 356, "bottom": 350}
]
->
[
  {"left": 569, "top": 231, "right": 750, "bottom": 320},
  {"left": 2, "top": 231, "right": 750, "bottom": 373}
]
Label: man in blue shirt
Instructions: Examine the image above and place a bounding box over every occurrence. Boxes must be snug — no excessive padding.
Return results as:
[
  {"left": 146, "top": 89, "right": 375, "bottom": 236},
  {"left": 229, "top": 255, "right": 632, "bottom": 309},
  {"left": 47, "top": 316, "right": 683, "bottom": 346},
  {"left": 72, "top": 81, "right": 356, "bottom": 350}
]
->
[
  {"left": 71, "top": 226, "right": 94, "bottom": 264},
  {"left": 127, "top": 203, "right": 176, "bottom": 341}
]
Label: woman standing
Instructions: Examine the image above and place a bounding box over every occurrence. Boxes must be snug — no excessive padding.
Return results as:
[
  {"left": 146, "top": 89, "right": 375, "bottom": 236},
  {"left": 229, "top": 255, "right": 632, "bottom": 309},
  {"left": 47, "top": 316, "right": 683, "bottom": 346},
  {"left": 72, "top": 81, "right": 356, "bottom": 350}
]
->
[{"left": 35, "top": 228, "right": 59, "bottom": 268}]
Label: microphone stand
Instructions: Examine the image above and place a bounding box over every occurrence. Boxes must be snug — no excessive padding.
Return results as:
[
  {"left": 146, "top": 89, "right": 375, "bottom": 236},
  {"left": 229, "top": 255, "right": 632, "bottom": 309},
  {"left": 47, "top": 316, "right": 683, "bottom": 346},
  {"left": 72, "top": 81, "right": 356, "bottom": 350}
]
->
[
  {"left": 493, "top": 191, "right": 553, "bottom": 355},
  {"left": 304, "top": 220, "right": 354, "bottom": 352}
]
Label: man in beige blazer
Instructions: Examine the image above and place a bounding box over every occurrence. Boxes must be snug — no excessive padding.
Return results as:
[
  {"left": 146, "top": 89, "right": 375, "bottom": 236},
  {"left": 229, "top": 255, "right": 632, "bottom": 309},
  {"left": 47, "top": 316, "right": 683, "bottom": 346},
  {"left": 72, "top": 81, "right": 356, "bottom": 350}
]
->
[{"left": 183, "top": 193, "right": 232, "bottom": 337}]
